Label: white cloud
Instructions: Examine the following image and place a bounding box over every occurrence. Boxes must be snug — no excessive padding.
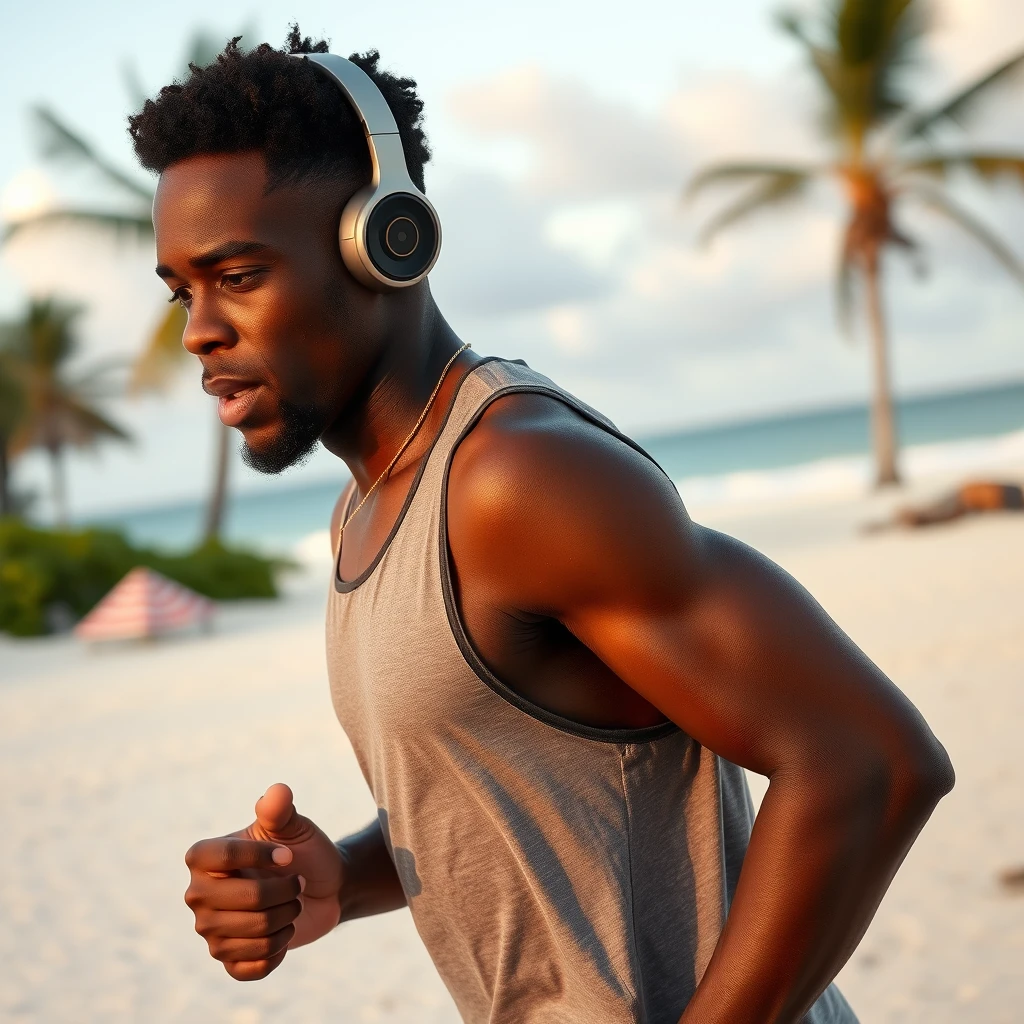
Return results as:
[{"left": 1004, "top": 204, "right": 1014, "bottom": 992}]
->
[
  {"left": 447, "top": 66, "right": 689, "bottom": 199},
  {"left": 429, "top": 172, "right": 609, "bottom": 316}
]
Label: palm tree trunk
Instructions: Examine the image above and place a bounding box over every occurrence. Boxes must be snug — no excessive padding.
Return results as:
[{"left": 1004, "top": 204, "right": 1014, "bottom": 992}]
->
[
  {"left": 0, "top": 438, "right": 10, "bottom": 517},
  {"left": 49, "top": 444, "right": 68, "bottom": 526},
  {"left": 202, "top": 417, "right": 231, "bottom": 544},
  {"left": 864, "top": 255, "right": 900, "bottom": 487}
]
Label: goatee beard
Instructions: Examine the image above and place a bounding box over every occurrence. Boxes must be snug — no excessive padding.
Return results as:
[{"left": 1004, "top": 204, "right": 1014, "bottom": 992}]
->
[{"left": 240, "top": 398, "right": 324, "bottom": 474}]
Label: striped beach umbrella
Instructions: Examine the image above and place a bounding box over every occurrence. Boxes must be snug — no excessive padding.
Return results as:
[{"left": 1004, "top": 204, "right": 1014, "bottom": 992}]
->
[{"left": 75, "top": 566, "right": 215, "bottom": 642}]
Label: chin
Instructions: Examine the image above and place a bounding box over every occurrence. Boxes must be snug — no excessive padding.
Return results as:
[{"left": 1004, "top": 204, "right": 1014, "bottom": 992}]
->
[{"left": 239, "top": 417, "right": 321, "bottom": 475}]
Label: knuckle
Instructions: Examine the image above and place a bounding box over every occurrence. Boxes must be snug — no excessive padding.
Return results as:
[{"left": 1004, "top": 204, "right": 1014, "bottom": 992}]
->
[
  {"left": 183, "top": 887, "right": 202, "bottom": 911},
  {"left": 227, "top": 960, "right": 267, "bottom": 982},
  {"left": 185, "top": 839, "right": 214, "bottom": 868}
]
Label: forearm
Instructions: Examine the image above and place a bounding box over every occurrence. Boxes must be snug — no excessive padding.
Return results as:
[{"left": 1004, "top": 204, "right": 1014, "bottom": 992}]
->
[
  {"left": 680, "top": 754, "right": 952, "bottom": 1024},
  {"left": 335, "top": 819, "right": 407, "bottom": 923}
]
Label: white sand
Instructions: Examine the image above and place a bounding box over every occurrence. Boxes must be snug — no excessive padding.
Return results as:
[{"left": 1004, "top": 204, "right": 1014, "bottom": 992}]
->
[{"left": 2, "top": 489, "right": 1023, "bottom": 1023}]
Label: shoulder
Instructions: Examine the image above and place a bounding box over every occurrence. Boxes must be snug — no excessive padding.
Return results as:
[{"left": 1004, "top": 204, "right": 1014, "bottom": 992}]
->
[
  {"left": 449, "top": 390, "right": 672, "bottom": 511},
  {"left": 447, "top": 391, "right": 697, "bottom": 607}
]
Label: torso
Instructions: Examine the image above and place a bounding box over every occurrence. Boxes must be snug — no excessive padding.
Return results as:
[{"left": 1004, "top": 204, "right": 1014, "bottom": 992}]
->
[{"left": 324, "top": 357, "right": 856, "bottom": 1024}]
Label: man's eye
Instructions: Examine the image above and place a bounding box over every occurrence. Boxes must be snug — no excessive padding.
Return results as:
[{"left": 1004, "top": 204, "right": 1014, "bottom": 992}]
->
[
  {"left": 168, "top": 287, "right": 192, "bottom": 308},
  {"left": 221, "top": 270, "right": 265, "bottom": 291}
]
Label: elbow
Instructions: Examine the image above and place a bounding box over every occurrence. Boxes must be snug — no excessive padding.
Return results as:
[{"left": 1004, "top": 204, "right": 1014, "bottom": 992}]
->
[
  {"left": 816, "top": 725, "right": 954, "bottom": 832},
  {"left": 907, "top": 735, "right": 955, "bottom": 805},
  {"left": 877, "top": 727, "right": 955, "bottom": 826}
]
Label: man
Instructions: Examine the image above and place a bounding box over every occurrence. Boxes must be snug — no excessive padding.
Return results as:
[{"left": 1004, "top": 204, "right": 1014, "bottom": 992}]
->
[
  {"left": 866, "top": 479, "right": 1024, "bottom": 531},
  {"left": 136, "top": 28, "right": 953, "bottom": 1023}
]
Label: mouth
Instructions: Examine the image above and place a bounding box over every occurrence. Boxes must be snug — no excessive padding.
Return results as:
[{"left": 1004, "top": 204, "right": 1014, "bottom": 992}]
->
[
  {"left": 202, "top": 376, "right": 266, "bottom": 428},
  {"left": 216, "top": 384, "right": 265, "bottom": 427}
]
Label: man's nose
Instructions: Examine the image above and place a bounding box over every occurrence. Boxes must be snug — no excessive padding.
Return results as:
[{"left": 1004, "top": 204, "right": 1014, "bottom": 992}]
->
[{"left": 181, "top": 297, "right": 237, "bottom": 357}]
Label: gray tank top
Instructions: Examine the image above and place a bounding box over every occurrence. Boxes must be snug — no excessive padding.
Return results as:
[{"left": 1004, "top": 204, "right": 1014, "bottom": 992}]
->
[{"left": 326, "top": 358, "right": 857, "bottom": 1024}]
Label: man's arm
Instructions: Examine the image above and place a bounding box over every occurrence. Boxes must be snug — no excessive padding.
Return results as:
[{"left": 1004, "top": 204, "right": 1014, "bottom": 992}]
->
[
  {"left": 335, "top": 819, "right": 408, "bottom": 924},
  {"left": 449, "top": 396, "right": 954, "bottom": 1024}
]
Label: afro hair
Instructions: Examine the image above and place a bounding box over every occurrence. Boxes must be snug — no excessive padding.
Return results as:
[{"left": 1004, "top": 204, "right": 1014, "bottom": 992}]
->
[{"left": 128, "top": 25, "right": 431, "bottom": 193}]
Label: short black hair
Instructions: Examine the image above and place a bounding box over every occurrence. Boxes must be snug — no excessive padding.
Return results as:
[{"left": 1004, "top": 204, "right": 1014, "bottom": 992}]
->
[{"left": 128, "top": 25, "right": 431, "bottom": 192}]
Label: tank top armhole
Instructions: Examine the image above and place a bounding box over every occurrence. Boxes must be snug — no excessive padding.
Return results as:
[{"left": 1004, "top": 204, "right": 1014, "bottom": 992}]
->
[{"left": 437, "top": 379, "right": 680, "bottom": 746}]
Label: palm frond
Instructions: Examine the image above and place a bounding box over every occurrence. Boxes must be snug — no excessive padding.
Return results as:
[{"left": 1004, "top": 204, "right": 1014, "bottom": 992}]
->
[
  {"left": 781, "top": 0, "right": 923, "bottom": 144},
  {"left": 60, "top": 396, "right": 134, "bottom": 447},
  {"left": 900, "top": 48, "right": 1024, "bottom": 140},
  {"left": 777, "top": 10, "right": 848, "bottom": 121},
  {"left": 185, "top": 29, "right": 234, "bottom": 69},
  {"left": 31, "top": 106, "right": 154, "bottom": 202},
  {"left": 3, "top": 208, "right": 153, "bottom": 245},
  {"left": 834, "top": 0, "right": 918, "bottom": 68},
  {"left": 899, "top": 152, "right": 1024, "bottom": 187},
  {"left": 686, "top": 162, "right": 820, "bottom": 201},
  {"left": 70, "top": 356, "right": 133, "bottom": 400},
  {"left": 129, "top": 301, "right": 189, "bottom": 394},
  {"left": 121, "top": 61, "right": 149, "bottom": 110},
  {"left": 905, "top": 182, "right": 1024, "bottom": 286},
  {"left": 696, "top": 172, "right": 812, "bottom": 247}
]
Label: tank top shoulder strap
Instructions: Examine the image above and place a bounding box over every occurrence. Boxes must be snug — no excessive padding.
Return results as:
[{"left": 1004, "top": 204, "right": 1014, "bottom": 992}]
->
[{"left": 426, "top": 356, "right": 670, "bottom": 485}]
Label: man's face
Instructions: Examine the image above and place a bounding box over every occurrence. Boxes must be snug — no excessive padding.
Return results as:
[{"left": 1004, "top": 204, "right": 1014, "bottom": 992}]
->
[{"left": 153, "top": 151, "right": 379, "bottom": 472}]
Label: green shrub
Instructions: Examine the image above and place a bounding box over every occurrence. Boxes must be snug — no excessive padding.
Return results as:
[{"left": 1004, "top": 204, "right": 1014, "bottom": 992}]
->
[{"left": 0, "top": 518, "right": 288, "bottom": 637}]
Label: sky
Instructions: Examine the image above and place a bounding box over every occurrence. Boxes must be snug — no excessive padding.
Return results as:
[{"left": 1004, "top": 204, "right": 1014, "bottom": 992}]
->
[{"left": 2, "top": 0, "right": 1024, "bottom": 518}]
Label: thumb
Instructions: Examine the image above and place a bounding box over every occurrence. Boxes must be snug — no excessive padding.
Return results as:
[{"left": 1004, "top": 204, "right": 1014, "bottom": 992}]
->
[{"left": 254, "top": 782, "right": 301, "bottom": 838}]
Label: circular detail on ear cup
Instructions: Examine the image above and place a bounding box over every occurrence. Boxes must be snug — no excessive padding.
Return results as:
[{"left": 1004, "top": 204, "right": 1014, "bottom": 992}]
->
[
  {"left": 385, "top": 216, "right": 420, "bottom": 258},
  {"left": 365, "top": 193, "right": 439, "bottom": 282}
]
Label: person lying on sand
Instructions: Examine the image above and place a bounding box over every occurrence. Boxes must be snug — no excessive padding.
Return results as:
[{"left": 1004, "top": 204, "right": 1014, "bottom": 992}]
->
[
  {"left": 135, "top": 27, "right": 953, "bottom": 1024},
  {"left": 867, "top": 480, "right": 1024, "bottom": 531}
]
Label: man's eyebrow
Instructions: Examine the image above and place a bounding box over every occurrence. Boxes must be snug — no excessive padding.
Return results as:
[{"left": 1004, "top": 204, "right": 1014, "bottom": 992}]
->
[{"left": 155, "top": 240, "right": 272, "bottom": 279}]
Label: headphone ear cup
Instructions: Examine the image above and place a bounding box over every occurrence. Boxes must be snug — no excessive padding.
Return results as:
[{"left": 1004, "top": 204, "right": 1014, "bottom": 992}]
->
[{"left": 340, "top": 188, "right": 441, "bottom": 292}]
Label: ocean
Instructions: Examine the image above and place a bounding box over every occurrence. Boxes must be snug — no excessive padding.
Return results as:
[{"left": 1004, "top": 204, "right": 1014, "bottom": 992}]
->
[{"left": 87, "top": 379, "right": 1024, "bottom": 556}]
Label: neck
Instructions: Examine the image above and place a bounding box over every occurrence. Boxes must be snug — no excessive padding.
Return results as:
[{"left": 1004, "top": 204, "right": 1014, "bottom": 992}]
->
[{"left": 321, "top": 292, "right": 466, "bottom": 492}]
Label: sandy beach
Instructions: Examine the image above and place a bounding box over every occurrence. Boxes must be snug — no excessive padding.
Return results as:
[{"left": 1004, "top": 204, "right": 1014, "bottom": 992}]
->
[{"left": 2, "top": 481, "right": 1022, "bottom": 1023}]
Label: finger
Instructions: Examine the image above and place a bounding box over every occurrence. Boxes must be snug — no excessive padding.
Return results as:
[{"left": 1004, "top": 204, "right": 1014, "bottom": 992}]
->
[
  {"left": 209, "top": 924, "right": 295, "bottom": 964},
  {"left": 186, "top": 873, "right": 301, "bottom": 912},
  {"left": 186, "top": 836, "right": 292, "bottom": 874},
  {"left": 223, "top": 949, "right": 288, "bottom": 982},
  {"left": 254, "top": 783, "right": 295, "bottom": 835},
  {"left": 196, "top": 900, "right": 302, "bottom": 940}
]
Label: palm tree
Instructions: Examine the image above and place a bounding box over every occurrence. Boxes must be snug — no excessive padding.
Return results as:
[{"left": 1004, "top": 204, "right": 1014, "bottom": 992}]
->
[
  {"left": 0, "top": 351, "right": 26, "bottom": 515},
  {"left": 2, "top": 30, "right": 239, "bottom": 537},
  {"left": 686, "top": 0, "right": 1024, "bottom": 486},
  {"left": 0, "top": 298, "right": 131, "bottom": 525}
]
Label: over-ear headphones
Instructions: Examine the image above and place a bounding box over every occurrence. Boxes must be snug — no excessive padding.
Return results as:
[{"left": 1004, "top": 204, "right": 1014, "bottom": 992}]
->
[{"left": 290, "top": 52, "right": 441, "bottom": 292}]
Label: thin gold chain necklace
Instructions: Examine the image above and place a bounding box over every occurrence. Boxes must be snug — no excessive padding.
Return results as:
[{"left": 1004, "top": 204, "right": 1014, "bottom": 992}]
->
[{"left": 339, "top": 342, "right": 471, "bottom": 542}]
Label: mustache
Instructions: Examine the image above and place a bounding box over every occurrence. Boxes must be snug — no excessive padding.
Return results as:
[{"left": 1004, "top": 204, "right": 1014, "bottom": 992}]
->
[{"left": 200, "top": 361, "right": 269, "bottom": 393}]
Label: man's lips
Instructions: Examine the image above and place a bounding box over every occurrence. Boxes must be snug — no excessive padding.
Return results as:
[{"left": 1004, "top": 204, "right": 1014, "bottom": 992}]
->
[{"left": 203, "top": 376, "right": 265, "bottom": 427}]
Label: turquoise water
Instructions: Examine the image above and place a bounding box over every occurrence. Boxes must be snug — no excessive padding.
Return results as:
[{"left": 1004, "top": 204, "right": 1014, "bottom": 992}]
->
[
  {"left": 645, "top": 380, "right": 1024, "bottom": 480},
  {"left": 87, "top": 380, "right": 1024, "bottom": 553}
]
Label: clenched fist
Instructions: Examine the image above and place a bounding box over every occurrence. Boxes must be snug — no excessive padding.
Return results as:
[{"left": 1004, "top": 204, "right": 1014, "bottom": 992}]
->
[{"left": 184, "top": 783, "right": 344, "bottom": 980}]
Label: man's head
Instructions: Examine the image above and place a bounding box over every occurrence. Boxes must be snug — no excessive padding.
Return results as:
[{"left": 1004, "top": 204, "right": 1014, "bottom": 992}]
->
[{"left": 132, "top": 27, "right": 432, "bottom": 473}]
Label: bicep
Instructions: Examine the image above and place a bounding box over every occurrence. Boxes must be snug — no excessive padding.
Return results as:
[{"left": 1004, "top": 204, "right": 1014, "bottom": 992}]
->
[{"left": 563, "top": 524, "right": 925, "bottom": 778}]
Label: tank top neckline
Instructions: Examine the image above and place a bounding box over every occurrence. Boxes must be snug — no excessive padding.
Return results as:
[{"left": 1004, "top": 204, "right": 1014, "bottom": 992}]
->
[{"left": 333, "top": 355, "right": 503, "bottom": 593}]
